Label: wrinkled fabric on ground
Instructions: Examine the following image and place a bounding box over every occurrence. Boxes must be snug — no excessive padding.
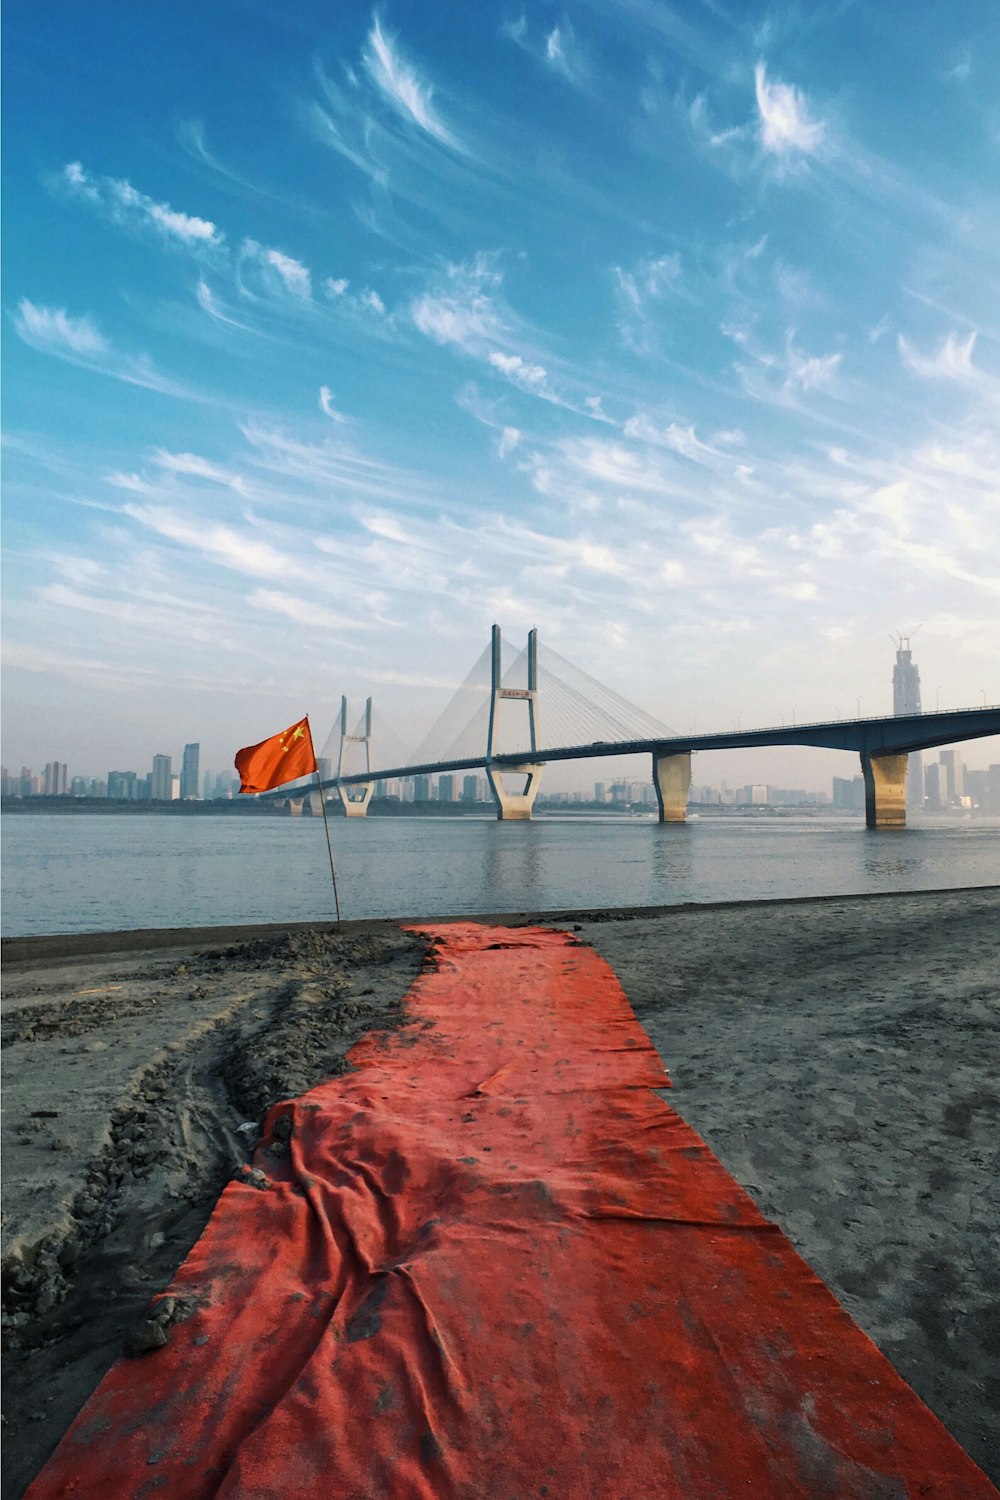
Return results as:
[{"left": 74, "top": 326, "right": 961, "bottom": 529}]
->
[{"left": 27, "top": 923, "right": 996, "bottom": 1498}]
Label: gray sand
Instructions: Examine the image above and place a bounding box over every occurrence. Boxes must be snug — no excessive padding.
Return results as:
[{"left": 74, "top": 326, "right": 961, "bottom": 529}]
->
[{"left": 2, "top": 889, "right": 998, "bottom": 1492}]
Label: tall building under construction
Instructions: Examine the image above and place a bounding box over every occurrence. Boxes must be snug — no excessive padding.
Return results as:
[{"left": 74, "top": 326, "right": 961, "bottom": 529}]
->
[{"left": 892, "top": 634, "right": 923, "bottom": 811}]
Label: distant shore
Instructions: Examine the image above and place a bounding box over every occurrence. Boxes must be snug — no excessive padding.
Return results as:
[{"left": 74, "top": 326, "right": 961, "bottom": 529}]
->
[
  {"left": 2, "top": 795, "right": 859, "bottom": 816},
  {"left": 3, "top": 888, "right": 998, "bottom": 1493}
]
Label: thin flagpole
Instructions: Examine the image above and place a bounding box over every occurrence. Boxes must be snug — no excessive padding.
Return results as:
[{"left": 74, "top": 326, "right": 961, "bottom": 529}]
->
[{"left": 308, "top": 717, "right": 342, "bottom": 927}]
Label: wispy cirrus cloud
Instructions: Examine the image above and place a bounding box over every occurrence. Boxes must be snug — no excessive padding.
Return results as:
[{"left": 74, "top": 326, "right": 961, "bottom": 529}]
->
[
  {"left": 13, "top": 300, "right": 107, "bottom": 355},
  {"left": 151, "top": 449, "right": 249, "bottom": 493},
  {"left": 753, "top": 64, "right": 826, "bottom": 158},
  {"left": 411, "top": 254, "right": 615, "bottom": 421},
  {"left": 724, "top": 322, "right": 844, "bottom": 404},
  {"left": 57, "top": 162, "right": 223, "bottom": 249},
  {"left": 614, "top": 252, "right": 684, "bottom": 350},
  {"left": 13, "top": 299, "right": 196, "bottom": 398},
  {"left": 503, "top": 14, "right": 589, "bottom": 87},
  {"left": 411, "top": 254, "right": 505, "bottom": 349},
  {"left": 248, "top": 589, "right": 356, "bottom": 633},
  {"left": 238, "top": 240, "right": 314, "bottom": 302},
  {"left": 123, "top": 503, "right": 304, "bottom": 580},
  {"left": 319, "top": 386, "right": 349, "bottom": 423},
  {"left": 362, "top": 15, "right": 461, "bottom": 149},
  {"left": 263, "top": 248, "right": 312, "bottom": 298},
  {"left": 898, "top": 330, "right": 982, "bottom": 383}
]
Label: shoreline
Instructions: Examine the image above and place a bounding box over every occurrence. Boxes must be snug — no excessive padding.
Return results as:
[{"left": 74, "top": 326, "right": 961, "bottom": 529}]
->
[
  {"left": 4, "top": 880, "right": 997, "bottom": 963},
  {"left": 3, "top": 888, "right": 998, "bottom": 1492}
]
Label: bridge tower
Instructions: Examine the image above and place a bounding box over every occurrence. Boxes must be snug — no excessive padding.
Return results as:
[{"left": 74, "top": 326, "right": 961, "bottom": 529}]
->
[
  {"left": 485, "top": 625, "right": 544, "bottom": 820},
  {"left": 337, "top": 695, "right": 374, "bottom": 817}
]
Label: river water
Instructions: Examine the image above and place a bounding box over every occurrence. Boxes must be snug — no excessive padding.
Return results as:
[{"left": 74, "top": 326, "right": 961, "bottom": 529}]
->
[{"left": 2, "top": 812, "right": 998, "bottom": 937}]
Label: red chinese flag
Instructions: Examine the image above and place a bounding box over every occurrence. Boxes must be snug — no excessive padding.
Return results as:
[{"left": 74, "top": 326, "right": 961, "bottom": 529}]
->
[{"left": 234, "top": 717, "right": 317, "bottom": 794}]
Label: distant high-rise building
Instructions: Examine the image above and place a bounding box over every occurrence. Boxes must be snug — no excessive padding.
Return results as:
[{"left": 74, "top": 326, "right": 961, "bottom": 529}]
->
[
  {"left": 43, "top": 761, "right": 68, "bottom": 796},
  {"left": 181, "top": 743, "right": 200, "bottom": 799},
  {"left": 438, "top": 774, "right": 455, "bottom": 803},
  {"left": 413, "top": 774, "right": 431, "bottom": 801},
  {"left": 594, "top": 782, "right": 606, "bottom": 803},
  {"left": 832, "top": 776, "right": 865, "bottom": 813},
  {"left": 939, "top": 748, "right": 964, "bottom": 805},
  {"left": 108, "top": 770, "right": 139, "bottom": 800},
  {"left": 151, "top": 755, "right": 172, "bottom": 800},
  {"left": 462, "top": 774, "right": 479, "bottom": 803},
  {"left": 892, "top": 634, "right": 924, "bottom": 811}
]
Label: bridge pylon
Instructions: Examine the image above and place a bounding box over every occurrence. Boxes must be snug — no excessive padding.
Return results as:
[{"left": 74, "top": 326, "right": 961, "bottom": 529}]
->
[
  {"left": 337, "top": 695, "right": 374, "bottom": 817},
  {"left": 486, "top": 625, "right": 544, "bottom": 820}
]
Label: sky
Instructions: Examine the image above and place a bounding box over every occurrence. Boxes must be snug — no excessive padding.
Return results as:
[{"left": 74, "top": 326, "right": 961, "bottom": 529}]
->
[{"left": 3, "top": 0, "right": 999, "bottom": 791}]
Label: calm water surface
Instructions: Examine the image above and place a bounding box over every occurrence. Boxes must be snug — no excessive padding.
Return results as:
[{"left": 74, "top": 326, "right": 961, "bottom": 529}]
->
[{"left": 2, "top": 813, "right": 999, "bottom": 937}]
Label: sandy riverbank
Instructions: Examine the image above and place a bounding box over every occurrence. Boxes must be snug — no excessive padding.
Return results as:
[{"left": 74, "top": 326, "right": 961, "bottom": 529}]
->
[{"left": 2, "top": 888, "right": 998, "bottom": 1493}]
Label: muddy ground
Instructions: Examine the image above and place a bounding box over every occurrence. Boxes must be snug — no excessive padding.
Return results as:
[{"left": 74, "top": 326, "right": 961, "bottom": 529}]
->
[{"left": 1, "top": 923, "right": 427, "bottom": 1497}]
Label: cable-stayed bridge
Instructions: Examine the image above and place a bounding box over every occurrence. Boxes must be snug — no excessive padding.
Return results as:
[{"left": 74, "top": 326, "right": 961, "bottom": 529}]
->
[{"left": 291, "top": 625, "right": 999, "bottom": 830}]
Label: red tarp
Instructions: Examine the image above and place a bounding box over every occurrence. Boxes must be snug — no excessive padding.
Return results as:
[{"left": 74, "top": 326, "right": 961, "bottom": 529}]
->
[{"left": 27, "top": 923, "right": 996, "bottom": 1498}]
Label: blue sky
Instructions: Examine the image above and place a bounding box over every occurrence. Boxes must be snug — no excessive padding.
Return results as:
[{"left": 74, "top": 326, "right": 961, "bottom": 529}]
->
[{"left": 3, "top": 0, "right": 999, "bottom": 787}]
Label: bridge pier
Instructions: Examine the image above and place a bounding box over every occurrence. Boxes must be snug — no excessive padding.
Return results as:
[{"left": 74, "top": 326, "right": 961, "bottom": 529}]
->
[
  {"left": 861, "top": 751, "right": 908, "bottom": 829},
  {"left": 338, "top": 785, "right": 373, "bottom": 818},
  {"left": 653, "top": 751, "right": 691, "bottom": 823},
  {"left": 487, "top": 764, "right": 544, "bottom": 820}
]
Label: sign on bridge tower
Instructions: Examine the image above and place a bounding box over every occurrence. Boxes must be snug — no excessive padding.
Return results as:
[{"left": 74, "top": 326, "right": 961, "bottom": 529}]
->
[
  {"left": 486, "top": 624, "right": 544, "bottom": 820},
  {"left": 337, "top": 695, "right": 374, "bottom": 817}
]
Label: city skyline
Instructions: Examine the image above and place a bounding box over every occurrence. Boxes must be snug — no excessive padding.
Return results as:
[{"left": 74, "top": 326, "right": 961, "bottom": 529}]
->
[{"left": 4, "top": 4, "right": 1000, "bottom": 771}]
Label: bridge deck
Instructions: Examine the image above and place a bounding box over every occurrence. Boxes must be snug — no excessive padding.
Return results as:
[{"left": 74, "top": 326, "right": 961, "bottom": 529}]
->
[{"left": 319, "top": 706, "right": 1000, "bottom": 789}]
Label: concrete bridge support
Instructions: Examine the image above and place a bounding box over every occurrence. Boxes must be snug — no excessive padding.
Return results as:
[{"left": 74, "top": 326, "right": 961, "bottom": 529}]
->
[
  {"left": 487, "top": 624, "right": 544, "bottom": 820},
  {"left": 653, "top": 751, "right": 692, "bottom": 823},
  {"left": 337, "top": 695, "right": 374, "bottom": 818},
  {"left": 861, "top": 751, "right": 908, "bottom": 829},
  {"left": 486, "top": 764, "right": 544, "bottom": 821}
]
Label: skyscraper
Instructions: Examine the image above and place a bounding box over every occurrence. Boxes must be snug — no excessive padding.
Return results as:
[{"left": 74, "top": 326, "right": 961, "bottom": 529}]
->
[
  {"left": 151, "top": 754, "right": 172, "bottom": 800},
  {"left": 181, "top": 742, "right": 200, "bottom": 799},
  {"left": 892, "top": 635, "right": 923, "bottom": 811},
  {"left": 43, "top": 761, "right": 68, "bottom": 795}
]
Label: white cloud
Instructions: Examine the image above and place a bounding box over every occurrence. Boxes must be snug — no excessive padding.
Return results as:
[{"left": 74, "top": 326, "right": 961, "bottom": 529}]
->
[
  {"left": 623, "top": 415, "right": 718, "bottom": 461},
  {"left": 151, "top": 450, "right": 248, "bottom": 492},
  {"left": 784, "top": 342, "right": 842, "bottom": 392},
  {"left": 249, "top": 589, "right": 353, "bottom": 631},
  {"left": 489, "top": 351, "right": 547, "bottom": 387},
  {"left": 504, "top": 15, "right": 588, "bottom": 86},
  {"left": 498, "top": 426, "right": 521, "bottom": 459},
  {"left": 324, "top": 277, "right": 350, "bottom": 297},
  {"left": 411, "top": 257, "right": 504, "bottom": 350},
  {"left": 362, "top": 16, "right": 458, "bottom": 148},
  {"left": 14, "top": 299, "right": 107, "bottom": 355},
  {"left": 898, "top": 330, "right": 980, "bottom": 382},
  {"left": 265, "top": 248, "right": 312, "bottom": 298},
  {"left": 123, "top": 504, "right": 300, "bottom": 579},
  {"left": 553, "top": 437, "right": 672, "bottom": 493},
  {"left": 614, "top": 253, "right": 682, "bottom": 312},
  {"left": 14, "top": 300, "right": 200, "bottom": 400},
  {"left": 361, "top": 289, "right": 386, "bottom": 314},
  {"left": 754, "top": 64, "right": 825, "bottom": 156},
  {"left": 195, "top": 279, "right": 254, "bottom": 332},
  {"left": 59, "top": 163, "right": 222, "bottom": 247},
  {"left": 319, "top": 386, "right": 348, "bottom": 423}
]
